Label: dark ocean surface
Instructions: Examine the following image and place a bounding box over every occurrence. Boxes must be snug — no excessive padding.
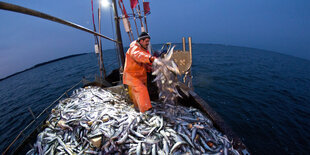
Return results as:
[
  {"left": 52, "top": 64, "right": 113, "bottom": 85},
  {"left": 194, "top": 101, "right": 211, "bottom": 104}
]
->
[{"left": 0, "top": 44, "right": 309, "bottom": 154}]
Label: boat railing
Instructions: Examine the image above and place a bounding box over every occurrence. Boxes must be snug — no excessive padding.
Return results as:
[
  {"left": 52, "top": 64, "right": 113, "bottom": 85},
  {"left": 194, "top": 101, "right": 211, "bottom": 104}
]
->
[{"left": 3, "top": 79, "right": 83, "bottom": 155}]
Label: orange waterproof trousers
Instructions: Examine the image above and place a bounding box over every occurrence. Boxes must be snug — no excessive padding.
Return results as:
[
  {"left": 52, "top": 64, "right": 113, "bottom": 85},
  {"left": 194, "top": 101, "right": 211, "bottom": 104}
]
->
[
  {"left": 128, "top": 83, "right": 152, "bottom": 113},
  {"left": 123, "top": 41, "right": 153, "bottom": 113}
]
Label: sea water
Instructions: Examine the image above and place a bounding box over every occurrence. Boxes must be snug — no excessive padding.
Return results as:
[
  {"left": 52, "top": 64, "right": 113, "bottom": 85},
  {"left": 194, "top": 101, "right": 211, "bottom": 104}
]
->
[{"left": 0, "top": 44, "right": 309, "bottom": 154}]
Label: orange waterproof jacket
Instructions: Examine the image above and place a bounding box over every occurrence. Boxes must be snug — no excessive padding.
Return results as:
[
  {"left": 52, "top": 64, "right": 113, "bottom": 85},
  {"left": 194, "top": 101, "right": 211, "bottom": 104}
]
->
[{"left": 123, "top": 41, "right": 152, "bottom": 86}]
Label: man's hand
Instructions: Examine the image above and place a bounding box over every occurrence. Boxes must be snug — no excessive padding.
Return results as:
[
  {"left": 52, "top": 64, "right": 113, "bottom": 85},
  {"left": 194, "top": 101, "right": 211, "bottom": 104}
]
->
[{"left": 149, "top": 56, "right": 156, "bottom": 63}]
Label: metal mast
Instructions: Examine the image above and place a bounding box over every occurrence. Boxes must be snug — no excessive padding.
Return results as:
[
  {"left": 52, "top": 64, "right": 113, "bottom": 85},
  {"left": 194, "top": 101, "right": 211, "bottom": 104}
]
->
[{"left": 111, "top": 0, "right": 125, "bottom": 68}]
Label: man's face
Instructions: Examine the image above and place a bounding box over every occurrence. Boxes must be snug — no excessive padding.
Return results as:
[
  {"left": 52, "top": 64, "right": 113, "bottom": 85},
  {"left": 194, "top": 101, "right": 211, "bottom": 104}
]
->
[{"left": 140, "top": 38, "right": 150, "bottom": 49}]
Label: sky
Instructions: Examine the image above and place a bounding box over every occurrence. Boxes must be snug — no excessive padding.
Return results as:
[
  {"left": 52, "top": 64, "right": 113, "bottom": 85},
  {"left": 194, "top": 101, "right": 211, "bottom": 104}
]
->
[{"left": 0, "top": 0, "right": 309, "bottom": 79}]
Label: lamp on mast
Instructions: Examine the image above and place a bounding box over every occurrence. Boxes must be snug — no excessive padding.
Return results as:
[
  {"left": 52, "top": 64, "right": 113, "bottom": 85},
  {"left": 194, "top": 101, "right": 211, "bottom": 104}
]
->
[{"left": 100, "top": 0, "right": 110, "bottom": 8}]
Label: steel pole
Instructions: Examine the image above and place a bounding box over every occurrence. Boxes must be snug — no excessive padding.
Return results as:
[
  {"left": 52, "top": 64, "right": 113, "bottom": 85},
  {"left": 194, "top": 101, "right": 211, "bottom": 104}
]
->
[
  {"left": 0, "top": 2, "right": 118, "bottom": 43},
  {"left": 112, "top": 0, "right": 125, "bottom": 68}
]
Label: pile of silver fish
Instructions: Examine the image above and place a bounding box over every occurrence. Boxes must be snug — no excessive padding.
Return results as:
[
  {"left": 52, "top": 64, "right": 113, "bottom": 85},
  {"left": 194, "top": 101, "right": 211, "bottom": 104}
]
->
[
  {"left": 152, "top": 46, "right": 182, "bottom": 105},
  {"left": 27, "top": 86, "right": 239, "bottom": 155}
]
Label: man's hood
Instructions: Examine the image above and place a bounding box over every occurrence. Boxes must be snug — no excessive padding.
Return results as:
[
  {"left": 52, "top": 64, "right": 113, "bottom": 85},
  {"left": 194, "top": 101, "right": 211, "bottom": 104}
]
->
[{"left": 130, "top": 40, "right": 138, "bottom": 48}]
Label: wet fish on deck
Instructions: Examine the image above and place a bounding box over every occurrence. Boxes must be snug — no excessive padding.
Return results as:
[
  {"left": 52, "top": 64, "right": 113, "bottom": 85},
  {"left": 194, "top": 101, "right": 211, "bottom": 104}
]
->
[{"left": 27, "top": 86, "right": 239, "bottom": 155}]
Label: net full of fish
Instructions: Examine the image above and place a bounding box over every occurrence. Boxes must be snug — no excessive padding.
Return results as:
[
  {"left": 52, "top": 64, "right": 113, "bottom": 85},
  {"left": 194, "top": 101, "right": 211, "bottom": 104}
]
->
[{"left": 27, "top": 86, "right": 239, "bottom": 155}]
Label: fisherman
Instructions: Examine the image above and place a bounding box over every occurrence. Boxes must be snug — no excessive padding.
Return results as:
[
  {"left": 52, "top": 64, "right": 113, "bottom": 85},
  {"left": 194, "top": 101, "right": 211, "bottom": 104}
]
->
[{"left": 123, "top": 32, "right": 157, "bottom": 113}]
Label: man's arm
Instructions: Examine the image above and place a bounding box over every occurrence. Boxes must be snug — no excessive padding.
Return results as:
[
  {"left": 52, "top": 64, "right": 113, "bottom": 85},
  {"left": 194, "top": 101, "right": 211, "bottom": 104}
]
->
[{"left": 130, "top": 47, "right": 154, "bottom": 64}]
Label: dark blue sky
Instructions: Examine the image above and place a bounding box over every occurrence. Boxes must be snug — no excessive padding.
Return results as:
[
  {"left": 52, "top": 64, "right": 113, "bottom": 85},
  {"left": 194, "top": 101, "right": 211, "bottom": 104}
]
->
[{"left": 0, "top": 0, "right": 309, "bottom": 78}]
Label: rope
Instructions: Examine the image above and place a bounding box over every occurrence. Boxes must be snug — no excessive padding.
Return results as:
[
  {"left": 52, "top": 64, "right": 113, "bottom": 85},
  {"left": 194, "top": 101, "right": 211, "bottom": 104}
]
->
[
  {"left": 136, "top": 0, "right": 144, "bottom": 29},
  {"left": 131, "top": 8, "right": 139, "bottom": 36},
  {"left": 118, "top": 0, "right": 134, "bottom": 41}
]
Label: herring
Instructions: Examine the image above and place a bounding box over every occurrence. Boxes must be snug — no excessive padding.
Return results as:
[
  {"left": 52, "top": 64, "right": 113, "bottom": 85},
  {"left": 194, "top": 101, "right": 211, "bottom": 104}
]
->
[{"left": 27, "top": 86, "right": 240, "bottom": 154}]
